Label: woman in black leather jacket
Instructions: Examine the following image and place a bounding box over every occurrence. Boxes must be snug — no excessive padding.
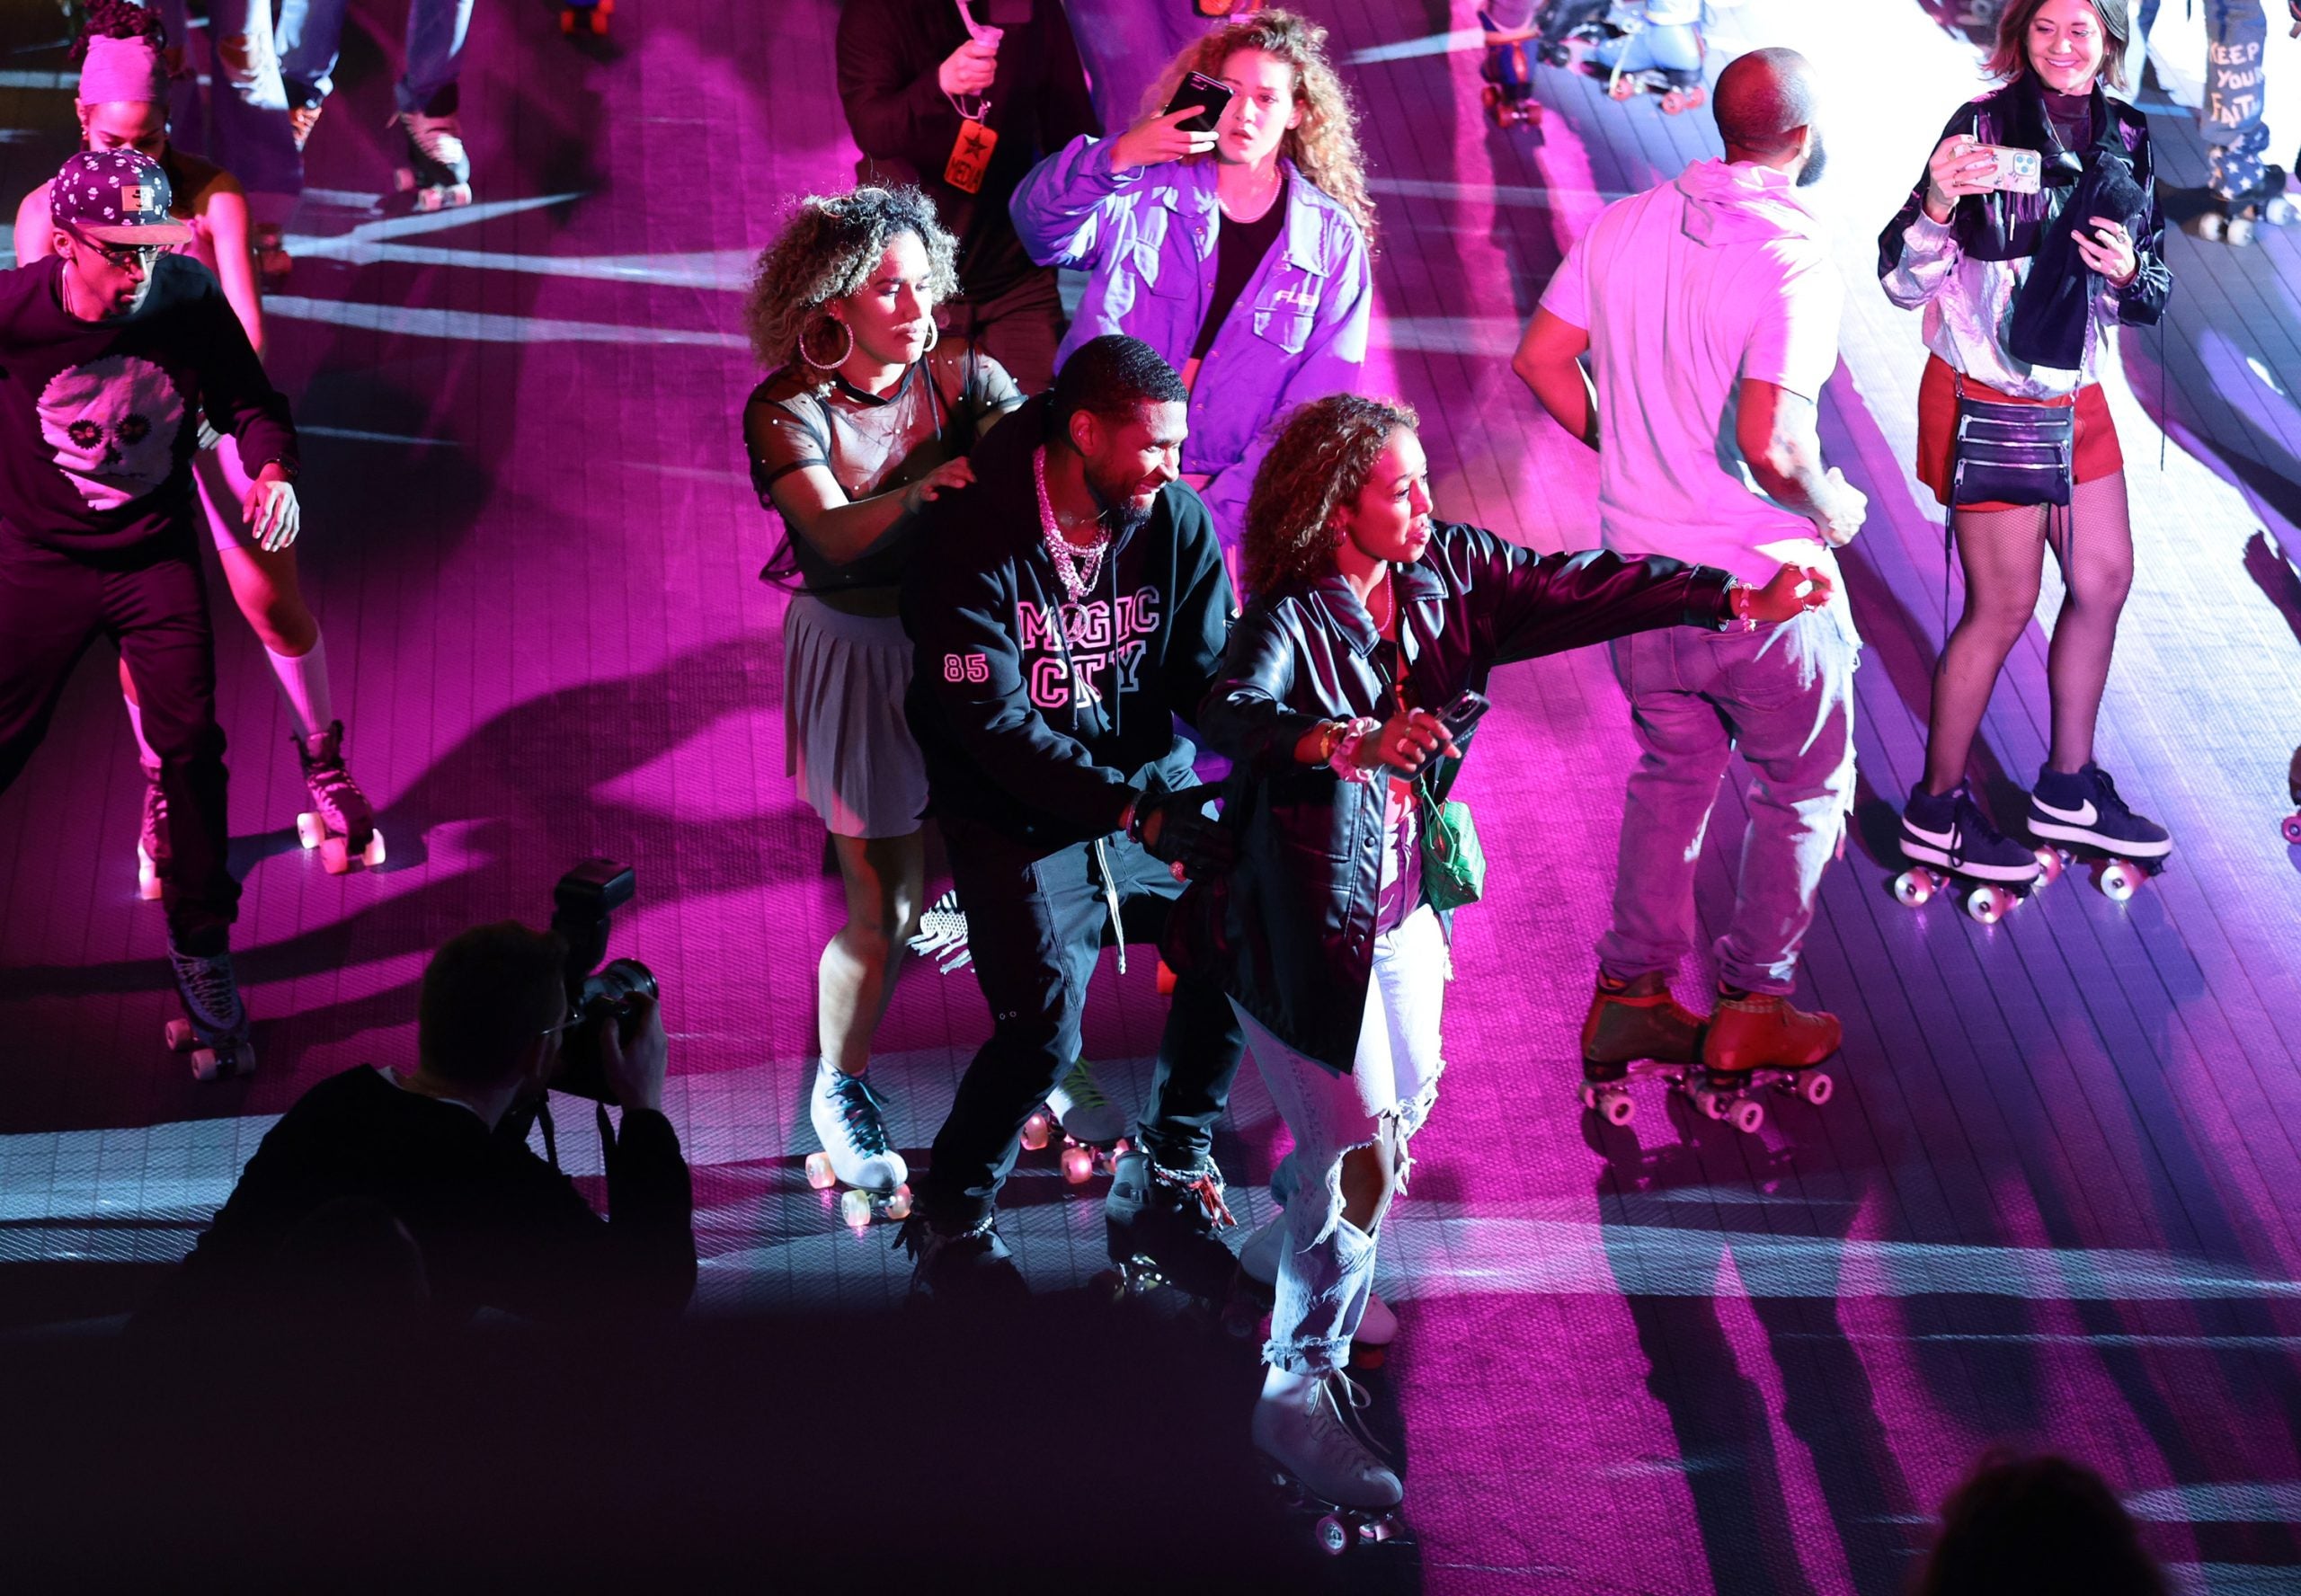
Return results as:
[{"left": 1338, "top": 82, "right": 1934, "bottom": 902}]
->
[
  {"left": 1191, "top": 395, "right": 1824, "bottom": 1516},
  {"left": 1878, "top": 0, "right": 2172, "bottom": 890}
]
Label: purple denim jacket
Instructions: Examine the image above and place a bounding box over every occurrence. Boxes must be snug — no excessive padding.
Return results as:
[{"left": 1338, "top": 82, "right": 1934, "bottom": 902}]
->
[{"left": 1011, "top": 134, "right": 1373, "bottom": 547}]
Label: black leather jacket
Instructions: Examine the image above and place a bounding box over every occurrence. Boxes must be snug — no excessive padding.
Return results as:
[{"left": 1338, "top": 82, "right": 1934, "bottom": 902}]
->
[{"left": 1189, "top": 524, "right": 1732, "bottom": 1072}]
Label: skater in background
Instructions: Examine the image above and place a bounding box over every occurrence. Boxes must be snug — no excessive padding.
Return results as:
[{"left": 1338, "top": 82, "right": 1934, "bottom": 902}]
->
[
  {"left": 0, "top": 149, "right": 300, "bottom": 1079},
  {"left": 1478, "top": 1, "right": 1544, "bottom": 127},
  {"left": 1011, "top": 7, "right": 1374, "bottom": 562},
  {"left": 268, "top": 0, "right": 476, "bottom": 209},
  {"left": 147, "top": 0, "right": 298, "bottom": 284},
  {"left": 1879, "top": 0, "right": 2172, "bottom": 881},
  {"left": 836, "top": 0, "right": 1101, "bottom": 393},
  {"left": 1555, "top": 0, "right": 1720, "bottom": 112},
  {"left": 1515, "top": 48, "right": 1862, "bottom": 1088},
  {"left": 742, "top": 186, "right": 1024, "bottom": 1213},
  {"left": 895, "top": 335, "right": 1247, "bottom": 1302},
  {"left": 2191, "top": 0, "right": 2293, "bottom": 242},
  {"left": 1198, "top": 395, "right": 1816, "bottom": 1521},
  {"left": 14, "top": 0, "right": 373, "bottom": 901}
]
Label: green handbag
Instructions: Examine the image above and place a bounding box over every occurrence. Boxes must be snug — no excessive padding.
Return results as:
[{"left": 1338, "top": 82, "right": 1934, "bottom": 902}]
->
[{"left": 1417, "top": 773, "right": 1485, "bottom": 911}]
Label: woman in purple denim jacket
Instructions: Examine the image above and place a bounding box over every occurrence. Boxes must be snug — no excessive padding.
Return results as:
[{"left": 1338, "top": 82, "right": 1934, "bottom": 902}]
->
[{"left": 1010, "top": 9, "right": 1375, "bottom": 558}]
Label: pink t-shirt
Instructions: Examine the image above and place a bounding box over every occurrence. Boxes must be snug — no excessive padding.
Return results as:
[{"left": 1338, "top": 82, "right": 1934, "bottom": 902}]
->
[{"left": 1540, "top": 159, "right": 1844, "bottom": 587}]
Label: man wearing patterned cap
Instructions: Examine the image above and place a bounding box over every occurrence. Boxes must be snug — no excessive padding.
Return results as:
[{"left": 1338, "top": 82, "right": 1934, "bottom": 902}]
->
[{"left": 0, "top": 147, "right": 300, "bottom": 1082}]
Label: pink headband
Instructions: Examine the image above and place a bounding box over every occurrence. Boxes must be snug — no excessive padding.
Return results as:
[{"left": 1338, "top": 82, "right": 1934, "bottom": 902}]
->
[{"left": 78, "top": 33, "right": 167, "bottom": 106}]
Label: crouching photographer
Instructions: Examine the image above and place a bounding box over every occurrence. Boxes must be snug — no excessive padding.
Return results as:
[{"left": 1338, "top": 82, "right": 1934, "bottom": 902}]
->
[{"left": 134, "top": 912, "right": 696, "bottom": 1343}]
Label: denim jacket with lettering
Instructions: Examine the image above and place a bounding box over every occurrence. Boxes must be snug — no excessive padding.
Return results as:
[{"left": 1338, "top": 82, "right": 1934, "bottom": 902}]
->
[{"left": 1011, "top": 137, "right": 1373, "bottom": 546}]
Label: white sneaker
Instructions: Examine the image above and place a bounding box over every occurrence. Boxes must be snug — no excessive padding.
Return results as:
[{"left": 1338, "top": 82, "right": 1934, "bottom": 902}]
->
[
  {"left": 1239, "top": 1213, "right": 1397, "bottom": 1346},
  {"left": 809, "top": 1063, "right": 908, "bottom": 1193},
  {"left": 1252, "top": 1365, "right": 1402, "bottom": 1510},
  {"left": 1045, "top": 1058, "right": 1128, "bottom": 1144}
]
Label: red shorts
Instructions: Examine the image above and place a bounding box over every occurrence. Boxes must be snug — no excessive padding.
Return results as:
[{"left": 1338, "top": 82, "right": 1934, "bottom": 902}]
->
[{"left": 1915, "top": 352, "right": 2122, "bottom": 512}]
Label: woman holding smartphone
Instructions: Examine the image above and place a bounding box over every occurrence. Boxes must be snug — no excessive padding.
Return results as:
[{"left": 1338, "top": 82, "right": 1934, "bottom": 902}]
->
[
  {"left": 1195, "top": 395, "right": 1823, "bottom": 1518},
  {"left": 1879, "top": 0, "right": 2171, "bottom": 887},
  {"left": 1010, "top": 8, "right": 1373, "bottom": 562}
]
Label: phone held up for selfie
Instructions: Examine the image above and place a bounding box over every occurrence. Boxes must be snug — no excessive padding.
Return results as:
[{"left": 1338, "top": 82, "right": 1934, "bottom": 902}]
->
[
  {"left": 1164, "top": 70, "right": 1234, "bottom": 136},
  {"left": 1970, "top": 143, "right": 2041, "bottom": 196}
]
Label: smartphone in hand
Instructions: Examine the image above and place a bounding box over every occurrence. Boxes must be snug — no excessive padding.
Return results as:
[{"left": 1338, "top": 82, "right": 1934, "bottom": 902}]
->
[
  {"left": 1435, "top": 688, "right": 1490, "bottom": 743},
  {"left": 1971, "top": 144, "right": 2041, "bottom": 195},
  {"left": 1164, "top": 70, "right": 1234, "bottom": 135}
]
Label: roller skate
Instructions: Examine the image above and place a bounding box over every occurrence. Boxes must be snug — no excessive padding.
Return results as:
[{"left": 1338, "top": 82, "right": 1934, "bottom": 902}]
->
[
  {"left": 1102, "top": 1149, "right": 1239, "bottom": 1301},
  {"left": 1691, "top": 986, "right": 1839, "bottom": 1136},
  {"left": 805, "top": 1061, "right": 913, "bottom": 1228},
  {"left": 393, "top": 110, "right": 472, "bottom": 212},
  {"left": 1479, "top": 8, "right": 1542, "bottom": 128},
  {"left": 1255, "top": 1366, "right": 1405, "bottom": 1556},
  {"left": 894, "top": 1211, "right": 1028, "bottom": 1308},
  {"left": 165, "top": 935, "right": 256, "bottom": 1082},
  {"left": 1895, "top": 780, "right": 2049, "bottom": 924},
  {"left": 1021, "top": 1058, "right": 1130, "bottom": 1184},
  {"left": 294, "top": 721, "right": 386, "bottom": 875},
  {"left": 561, "top": 0, "right": 613, "bottom": 34},
  {"left": 1576, "top": 970, "right": 1712, "bottom": 1127},
  {"left": 287, "top": 100, "right": 324, "bottom": 153},
  {"left": 2192, "top": 137, "right": 2288, "bottom": 245},
  {"left": 1238, "top": 1211, "right": 1399, "bottom": 1353},
  {"left": 2025, "top": 762, "right": 2170, "bottom": 903},
  {"left": 250, "top": 222, "right": 292, "bottom": 293},
  {"left": 135, "top": 759, "right": 166, "bottom": 901}
]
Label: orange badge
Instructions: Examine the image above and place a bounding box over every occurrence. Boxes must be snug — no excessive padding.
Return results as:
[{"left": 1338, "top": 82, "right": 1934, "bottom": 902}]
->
[{"left": 946, "top": 119, "right": 999, "bottom": 195}]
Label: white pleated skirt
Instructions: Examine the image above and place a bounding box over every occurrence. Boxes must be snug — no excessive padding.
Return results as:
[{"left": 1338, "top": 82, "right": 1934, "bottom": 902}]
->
[{"left": 783, "top": 595, "right": 927, "bottom": 839}]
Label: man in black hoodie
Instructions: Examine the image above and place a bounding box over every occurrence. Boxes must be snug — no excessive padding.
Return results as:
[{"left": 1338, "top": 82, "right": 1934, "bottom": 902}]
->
[{"left": 900, "top": 334, "right": 1246, "bottom": 1300}]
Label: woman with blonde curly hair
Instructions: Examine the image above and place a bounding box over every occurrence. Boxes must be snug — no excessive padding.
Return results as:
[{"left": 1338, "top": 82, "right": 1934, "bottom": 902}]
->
[
  {"left": 1197, "top": 395, "right": 1819, "bottom": 1514},
  {"left": 1011, "top": 7, "right": 1374, "bottom": 560},
  {"left": 742, "top": 185, "right": 1022, "bottom": 1210}
]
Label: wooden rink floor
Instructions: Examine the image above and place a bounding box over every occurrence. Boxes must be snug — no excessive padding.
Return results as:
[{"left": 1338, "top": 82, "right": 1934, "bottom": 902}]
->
[{"left": 3, "top": 1, "right": 2301, "bottom": 1591}]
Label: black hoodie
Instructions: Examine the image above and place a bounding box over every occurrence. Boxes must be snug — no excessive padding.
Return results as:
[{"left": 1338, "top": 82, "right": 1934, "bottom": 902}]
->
[{"left": 902, "top": 395, "right": 1233, "bottom": 849}]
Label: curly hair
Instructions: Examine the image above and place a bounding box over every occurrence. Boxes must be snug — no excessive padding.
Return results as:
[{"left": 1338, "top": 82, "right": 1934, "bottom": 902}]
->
[
  {"left": 1140, "top": 8, "right": 1378, "bottom": 249},
  {"left": 741, "top": 186, "right": 959, "bottom": 376},
  {"left": 1984, "top": 0, "right": 2129, "bottom": 90},
  {"left": 1242, "top": 394, "right": 1419, "bottom": 598},
  {"left": 72, "top": 0, "right": 167, "bottom": 61}
]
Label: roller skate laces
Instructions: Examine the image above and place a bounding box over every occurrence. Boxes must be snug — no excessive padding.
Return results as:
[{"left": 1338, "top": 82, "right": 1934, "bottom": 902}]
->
[
  {"left": 809, "top": 1063, "right": 908, "bottom": 1193},
  {"left": 1045, "top": 1057, "right": 1127, "bottom": 1145},
  {"left": 295, "top": 721, "right": 384, "bottom": 873}
]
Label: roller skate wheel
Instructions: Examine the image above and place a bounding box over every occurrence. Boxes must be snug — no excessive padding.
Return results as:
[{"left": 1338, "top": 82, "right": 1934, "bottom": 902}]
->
[
  {"left": 1892, "top": 869, "right": 1934, "bottom": 909},
  {"left": 297, "top": 811, "right": 324, "bottom": 849},
  {"left": 1661, "top": 90, "right": 1688, "bottom": 114},
  {"left": 1155, "top": 959, "right": 1177, "bottom": 996},
  {"left": 1600, "top": 1087, "right": 1635, "bottom": 1127},
  {"left": 804, "top": 1151, "right": 837, "bottom": 1190},
  {"left": 588, "top": 9, "right": 609, "bottom": 32},
  {"left": 361, "top": 830, "right": 387, "bottom": 868},
  {"left": 394, "top": 167, "right": 417, "bottom": 194},
  {"left": 2034, "top": 847, "right": 2065, "bottom": 884},
  {"left": 1692, "top": 1086, "right": 1727, "bottom": 1120},
  {"left": 1963, "top": 883, "right": 2012, "bottom": 925},
  {"left": 2097, "top": 860, "right": 2140, "bottom": 902},
  {"left": 2282, "top": 814, "right": 2301, "bottom": 846},
  {"left": 1728, "top": 1096, "right": 1765, "bottom": 1135},
  {"left": 1609, "top": 74, "right": 1637, "bottom": 101},
  {"left": 320, "top": 836, "right": 352, "bottom": 874},
  {"left": 1684, "top": 84, "right": 1707, "bottom": 109},
  {"left": 2227, "top": 216, "right": 2256, "bottom": 246},
  {"left": 1020, "top": 1111, "right": 1052, "bottom": 1151},
  {"left": 1314, "top": 1514, "right": 1352, "bottom": 1556},
  {"left": 561, "top": 8, "right": 576, "bottom": 31},
  {"left": 839, "top": 1188, "right": 875, "bottom": 1229},
  {"left": 2262, "top": 194, "right": 2297, "bottom": 226},
  {"left": 138, "top": 848, "right": 162, "bottom": 900},
  {"left": 1061, "top": 1145, "right": 1097, "bottom": 1184},
  {"left": 164, "top": 1017, "right": 194, "bottom": 1051},
  {"left": 884, "top": 1184, "right": 912, "bottom": 1221},
  {"left": 1799, "top": 1071, "right": 1834, "bottom": 1106}
]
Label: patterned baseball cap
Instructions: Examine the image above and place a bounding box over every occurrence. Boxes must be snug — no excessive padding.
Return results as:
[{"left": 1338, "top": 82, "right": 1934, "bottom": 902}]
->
[{"left": 49, "top": 149, "right": 193, "bottom": 247}]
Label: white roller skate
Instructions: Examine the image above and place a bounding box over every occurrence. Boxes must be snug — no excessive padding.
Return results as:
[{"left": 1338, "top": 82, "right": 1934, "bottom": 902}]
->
[
  {"left": 1022, "top": 1058, "right": 1129, "bottom": 1184},
  {"left": 165, "top": 937, "right": 255, "bottom": 1081},
  {"left": 394, "top": 110, "right": 472, "bottom": 211},
  {"left": 1239, "top": 1212, "right": 1399, "bottom": 1350},
  {"left": 295, "top": 721, "right": 385, "bottom": 875},
  {"left": 135, "top": 759, "right": 166, "bottom": 901},
  {"left": 805, "top": 1062, "right": 912, "bottom": 1228},
  {"left": 1255, "top": 1366, "right": 1404, "bottom": 1554}
]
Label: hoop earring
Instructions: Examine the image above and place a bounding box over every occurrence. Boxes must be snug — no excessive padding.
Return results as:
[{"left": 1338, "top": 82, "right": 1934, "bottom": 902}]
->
[
  {"left": 921, "top": 318, "right": 941, "bottom": 355},
  {"left": 800, "top": 317, "right": 856, "bottom": 371}
]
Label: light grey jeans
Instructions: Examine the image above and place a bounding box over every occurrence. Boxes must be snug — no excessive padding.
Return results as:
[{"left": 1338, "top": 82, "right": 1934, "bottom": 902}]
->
[
  {"left": 1597, "top": 605, "right": 1860, "bottom": 996},
  {"left": 1233, "top": 906, "right": 1447, "bottom": 1377}
]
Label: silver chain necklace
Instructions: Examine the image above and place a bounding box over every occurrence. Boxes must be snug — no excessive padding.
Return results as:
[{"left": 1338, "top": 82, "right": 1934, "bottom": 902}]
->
[{"left": 1033, "top": 447, "right": 1113, "bottom": 602}]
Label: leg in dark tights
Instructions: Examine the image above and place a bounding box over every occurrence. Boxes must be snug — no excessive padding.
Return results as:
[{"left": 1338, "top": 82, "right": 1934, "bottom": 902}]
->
[
  {"left": 2041, "top": 472, "right": 2135, "bottom": 774},
  {"left": 1923, "top": 504, "right": 2048, "bottom": 796}
]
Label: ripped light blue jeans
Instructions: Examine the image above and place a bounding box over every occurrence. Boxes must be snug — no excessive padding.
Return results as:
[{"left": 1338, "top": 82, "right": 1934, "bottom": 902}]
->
[{"left": 1232, "top": 906, "right": 1447, "bottom": 1377}]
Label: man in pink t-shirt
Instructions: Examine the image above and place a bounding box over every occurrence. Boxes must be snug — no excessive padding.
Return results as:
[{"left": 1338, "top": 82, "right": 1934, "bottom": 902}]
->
[{"left": 1514, "top": 47, "right": 1869, "bottom": 1088}]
